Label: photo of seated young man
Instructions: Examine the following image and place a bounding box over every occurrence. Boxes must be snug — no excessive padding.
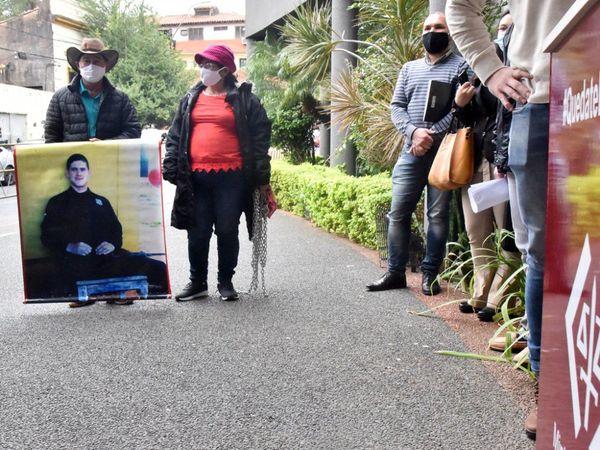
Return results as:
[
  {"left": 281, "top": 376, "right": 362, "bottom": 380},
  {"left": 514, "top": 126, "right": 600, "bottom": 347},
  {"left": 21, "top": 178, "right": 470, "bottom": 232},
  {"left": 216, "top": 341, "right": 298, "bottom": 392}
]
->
[{"left": 37, "top": 153, "right": 168, "bottom": 305}]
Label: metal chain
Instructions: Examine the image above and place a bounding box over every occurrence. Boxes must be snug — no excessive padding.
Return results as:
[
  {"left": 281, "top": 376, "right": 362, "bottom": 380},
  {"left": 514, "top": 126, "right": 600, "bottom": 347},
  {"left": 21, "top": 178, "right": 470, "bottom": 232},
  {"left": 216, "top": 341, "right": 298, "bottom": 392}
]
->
[{"left": 248, "top": 188, "right": 268, "bottom": 296}]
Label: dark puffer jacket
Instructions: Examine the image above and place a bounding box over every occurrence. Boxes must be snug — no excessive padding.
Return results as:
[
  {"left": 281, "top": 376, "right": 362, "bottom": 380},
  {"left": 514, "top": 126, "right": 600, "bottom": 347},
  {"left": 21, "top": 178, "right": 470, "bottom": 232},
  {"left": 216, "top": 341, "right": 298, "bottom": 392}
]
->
[
  {"left": 163, "top": 82, "right": 271, "bottom": 235},
  {"left": 44, "top": 75, "right": 141, "bottom": 143}
]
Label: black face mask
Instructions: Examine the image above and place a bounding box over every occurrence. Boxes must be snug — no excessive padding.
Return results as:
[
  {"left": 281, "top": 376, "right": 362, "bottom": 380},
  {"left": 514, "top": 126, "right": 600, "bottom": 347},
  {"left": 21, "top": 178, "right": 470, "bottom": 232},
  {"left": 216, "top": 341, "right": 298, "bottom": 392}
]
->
[{"left": 422, "top": 31, "right": 450, "bottom": 54}]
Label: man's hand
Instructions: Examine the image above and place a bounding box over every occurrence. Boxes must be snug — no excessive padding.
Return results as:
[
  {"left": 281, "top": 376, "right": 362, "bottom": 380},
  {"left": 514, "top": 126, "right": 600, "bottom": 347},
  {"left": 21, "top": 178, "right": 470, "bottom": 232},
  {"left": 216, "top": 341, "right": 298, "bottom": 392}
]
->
[
  {"left": 410, "top": 128, "right": 435, "bottom": 156},
  {"left": 455, "top": 82, "right": 476, "bottom": 108},
  {"left": 95, "top": 241, "right": 116, "bottom": 255},
  {"left": 66, "top": 242, "right": 92, "bottom": 256},
  {"left": 486, "top": 67, "right": 533, "bottom": 111}
]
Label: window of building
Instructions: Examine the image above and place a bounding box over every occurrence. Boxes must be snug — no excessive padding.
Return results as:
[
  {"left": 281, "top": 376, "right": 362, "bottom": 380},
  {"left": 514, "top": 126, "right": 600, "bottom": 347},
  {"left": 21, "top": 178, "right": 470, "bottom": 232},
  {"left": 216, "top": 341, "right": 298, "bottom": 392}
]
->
[
  {"left": 239, "top": 58, "right": 247, "bottom": 68},
  {"left": 194, "top": 6, "right": 216, "bottom": 16},
  {"left": 214, "top": 26, "right": 227, "bottom": 32},
  {"left": 180, "top": 29, "right": 188, "bottom": 36},
  {"left": 235, "top": 26, "right": 245, "bottom": 39},
  {"left": 188, "top": 27, "right": 203, "bottom": 40}
]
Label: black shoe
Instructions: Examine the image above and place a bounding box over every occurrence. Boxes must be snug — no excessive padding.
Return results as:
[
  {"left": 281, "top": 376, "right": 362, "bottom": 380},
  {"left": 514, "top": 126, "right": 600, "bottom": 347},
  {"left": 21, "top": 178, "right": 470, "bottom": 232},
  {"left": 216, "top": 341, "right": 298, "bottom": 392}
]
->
[
  {"left": 458, "top": 301, "right": 482, "bottom": 313},
  {"left": 68, "top": 300, "right": 96, "bottom": 308},
  {"left": 217, "top": 281, "right": 239, "bottom": 301},
  {"left": 477, "top": 307, "right": 497, "bottom": 322},
  {"left": 421, "top": 273, "right": 441, "bottom": 296},
  {"left": 176, "top": 280, "right": 209, "bottom": 302},
  {"left": 366, "top": 271, "right": 407, "bottom": 291}
]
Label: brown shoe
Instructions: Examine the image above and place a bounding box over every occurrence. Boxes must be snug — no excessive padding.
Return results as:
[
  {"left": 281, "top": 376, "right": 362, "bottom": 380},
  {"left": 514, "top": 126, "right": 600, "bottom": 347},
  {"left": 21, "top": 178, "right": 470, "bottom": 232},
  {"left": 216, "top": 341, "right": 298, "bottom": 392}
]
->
[
  {"left": 524, "top": 407, "right": 537, "bottom": 440},
  {"left": 512, "top": 347, "right": 529, "bottom": 365},
  {"left": 113, "top": 290, "right": 137, "bottom": 305},
  {"left": 68, "top": 300, "right": 96, "bottom": 308},
  {"left": 113, "top": 298, "right": 135, "bottom": 305},
  {"left": 489, "top": 332, "right": 527, "bottom": 352}
]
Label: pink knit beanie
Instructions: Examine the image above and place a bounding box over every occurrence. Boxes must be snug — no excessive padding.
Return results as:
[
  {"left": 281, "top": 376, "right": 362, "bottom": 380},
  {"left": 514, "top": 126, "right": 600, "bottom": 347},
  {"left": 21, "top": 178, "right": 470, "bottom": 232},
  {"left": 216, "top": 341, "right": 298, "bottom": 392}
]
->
[{"left": 194, "top": 45, "right": 236, "bottom": 73}]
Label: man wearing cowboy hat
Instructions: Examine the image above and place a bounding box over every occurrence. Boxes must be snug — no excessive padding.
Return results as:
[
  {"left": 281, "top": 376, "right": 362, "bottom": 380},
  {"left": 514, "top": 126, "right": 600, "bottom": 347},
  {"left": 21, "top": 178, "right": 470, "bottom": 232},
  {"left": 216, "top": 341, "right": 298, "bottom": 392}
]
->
[{"left": 44, "top": 37, "right": 141, "bottom": 143}]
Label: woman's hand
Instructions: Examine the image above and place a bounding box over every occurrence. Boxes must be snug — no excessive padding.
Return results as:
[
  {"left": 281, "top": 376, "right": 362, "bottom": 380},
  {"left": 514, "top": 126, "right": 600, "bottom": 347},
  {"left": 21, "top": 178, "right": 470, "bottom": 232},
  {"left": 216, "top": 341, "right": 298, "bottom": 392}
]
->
[
  {"left": 454, "top": 82, "right": 477, "bottom": 108},
  {"left": 259, "top": 184, "right": 277, "bottom": 218},
  {"left": 494, "top": 166, "right": 506, "bottom": 179}
]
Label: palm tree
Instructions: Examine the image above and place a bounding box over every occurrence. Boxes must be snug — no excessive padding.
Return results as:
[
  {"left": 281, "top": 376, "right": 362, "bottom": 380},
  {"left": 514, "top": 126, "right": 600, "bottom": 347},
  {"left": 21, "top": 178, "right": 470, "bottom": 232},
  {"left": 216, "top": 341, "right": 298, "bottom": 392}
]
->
[{"left": 282, "top": 0, "right": 428, "bottom": 168}]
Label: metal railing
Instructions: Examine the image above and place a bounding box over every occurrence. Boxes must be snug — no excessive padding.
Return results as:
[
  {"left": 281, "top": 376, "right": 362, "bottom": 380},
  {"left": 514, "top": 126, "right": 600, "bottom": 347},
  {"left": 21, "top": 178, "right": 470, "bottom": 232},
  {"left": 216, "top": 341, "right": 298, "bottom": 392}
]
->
[{"left": 0, "top": 166, "right": 16, "bottom": 199}]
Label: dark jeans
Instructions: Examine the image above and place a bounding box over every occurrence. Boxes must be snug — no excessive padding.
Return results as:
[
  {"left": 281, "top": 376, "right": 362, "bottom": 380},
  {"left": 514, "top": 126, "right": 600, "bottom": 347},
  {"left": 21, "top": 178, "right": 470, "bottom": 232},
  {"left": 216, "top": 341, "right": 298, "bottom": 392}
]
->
[
  {"left": 508, "top": 102, "right": 549, "bottom": 377},
  {"left": 388, "top": 143, "right": 451, "bottom": 275},
  {"left": 188, "top": 170, "right": 246, "bottom": 283}
]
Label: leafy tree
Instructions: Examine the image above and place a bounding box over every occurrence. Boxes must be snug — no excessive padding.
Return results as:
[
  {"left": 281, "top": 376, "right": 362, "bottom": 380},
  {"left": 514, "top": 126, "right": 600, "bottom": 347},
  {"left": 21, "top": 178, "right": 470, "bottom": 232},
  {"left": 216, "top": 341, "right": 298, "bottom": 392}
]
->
[
  {"left": 0, "top": 0, "right": 36, "bottom": 20},
  {"left": 483, "top": 0, "right": 509, "bottom": 35},
  {"left": 271, "top": 105, "right": 316, "bottom": 164},
  {"left": 274, "top": 0, "right": 507, "bottom": 170},
  {"left": 247, "top": 30, "right": 319, "bottom": 165},
  {"left": 279, "top": 0, "right": 427, "bottom": 169},
  {"left": 77, "top": 0, "right": 194, "bottom": 127}
]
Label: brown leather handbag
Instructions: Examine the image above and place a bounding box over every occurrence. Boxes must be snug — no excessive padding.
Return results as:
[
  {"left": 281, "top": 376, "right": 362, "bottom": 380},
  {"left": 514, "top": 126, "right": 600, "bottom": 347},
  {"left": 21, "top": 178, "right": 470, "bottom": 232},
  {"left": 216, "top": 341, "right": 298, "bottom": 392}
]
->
[{"left": 428, "top": 125, "right": 474, "bottom": 191}]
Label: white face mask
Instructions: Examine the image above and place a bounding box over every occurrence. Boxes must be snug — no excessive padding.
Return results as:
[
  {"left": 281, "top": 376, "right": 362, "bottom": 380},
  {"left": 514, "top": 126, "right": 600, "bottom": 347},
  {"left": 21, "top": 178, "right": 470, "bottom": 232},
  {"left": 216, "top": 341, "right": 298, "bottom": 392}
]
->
[
  {"left": 80, "top": 64, "right": 106, "bottom": 83},
  {"left": 201, "top": 67, "right": 225, "bottom": 87}
]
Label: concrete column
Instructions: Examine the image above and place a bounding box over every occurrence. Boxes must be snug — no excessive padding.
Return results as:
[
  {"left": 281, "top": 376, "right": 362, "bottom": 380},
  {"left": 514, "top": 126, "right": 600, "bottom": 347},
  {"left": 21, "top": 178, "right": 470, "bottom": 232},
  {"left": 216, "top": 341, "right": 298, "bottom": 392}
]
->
[
  {"left": 429, "top": 0, "right": 446, "bottom": 13},
  {"left": 318, "top": 124, "right": 330, "bottom": 160},
  {"left": 330, "top": 0, "right": 357, "bottom": 174},
  {"left": 318, "top": 85, "right": 330, "bottom": 159}
]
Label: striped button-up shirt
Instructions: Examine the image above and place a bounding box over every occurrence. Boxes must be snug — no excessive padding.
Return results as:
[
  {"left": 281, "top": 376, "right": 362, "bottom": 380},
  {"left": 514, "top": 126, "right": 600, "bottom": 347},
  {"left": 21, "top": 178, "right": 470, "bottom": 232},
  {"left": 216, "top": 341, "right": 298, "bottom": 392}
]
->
[{"left": 391, "top": 52, "right": 468, "bottom": 149}]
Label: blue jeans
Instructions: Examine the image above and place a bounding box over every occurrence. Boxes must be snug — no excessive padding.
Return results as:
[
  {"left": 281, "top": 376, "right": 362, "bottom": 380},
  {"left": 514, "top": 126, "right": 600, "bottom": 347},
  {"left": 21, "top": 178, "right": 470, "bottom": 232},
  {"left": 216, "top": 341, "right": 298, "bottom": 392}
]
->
[
  {"left": 388, "top": 145, "right": 451, "bottom": 274},
  {"left": 508, "top": 103, "right": 549, "bottom": 377},
  {"left": 188, "top": 170, "right": 246, "bottom": 283}
]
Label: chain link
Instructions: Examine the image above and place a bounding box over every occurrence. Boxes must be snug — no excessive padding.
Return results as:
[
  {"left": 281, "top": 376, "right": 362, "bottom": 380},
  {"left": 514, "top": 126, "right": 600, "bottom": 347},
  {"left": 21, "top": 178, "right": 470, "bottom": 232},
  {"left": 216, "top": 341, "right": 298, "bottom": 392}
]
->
[{"left": 248, "top": 188, "right": 268, "bottom": 296}]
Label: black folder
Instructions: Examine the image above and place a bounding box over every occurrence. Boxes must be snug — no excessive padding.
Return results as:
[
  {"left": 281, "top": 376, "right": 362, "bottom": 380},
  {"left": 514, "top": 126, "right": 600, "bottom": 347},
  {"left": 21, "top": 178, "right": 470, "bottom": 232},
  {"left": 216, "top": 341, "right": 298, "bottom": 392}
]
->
[{"left": 422, "top": 80, "right": 453, "bottom": 123}]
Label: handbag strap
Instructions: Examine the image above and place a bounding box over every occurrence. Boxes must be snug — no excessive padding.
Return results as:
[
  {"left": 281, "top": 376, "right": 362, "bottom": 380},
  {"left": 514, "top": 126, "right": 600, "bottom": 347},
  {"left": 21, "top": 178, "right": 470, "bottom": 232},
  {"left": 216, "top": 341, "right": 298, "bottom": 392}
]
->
[{"left": 448, "top": 114, "right": 460, "bottom": 133}]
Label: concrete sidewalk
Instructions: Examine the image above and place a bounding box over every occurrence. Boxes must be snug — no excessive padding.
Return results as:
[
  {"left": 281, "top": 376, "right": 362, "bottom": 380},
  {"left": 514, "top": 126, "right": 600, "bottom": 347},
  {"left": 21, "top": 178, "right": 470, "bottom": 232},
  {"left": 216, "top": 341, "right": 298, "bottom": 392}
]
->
[{"left": 0, "top": 189, "right": 533, "bottom": 449}]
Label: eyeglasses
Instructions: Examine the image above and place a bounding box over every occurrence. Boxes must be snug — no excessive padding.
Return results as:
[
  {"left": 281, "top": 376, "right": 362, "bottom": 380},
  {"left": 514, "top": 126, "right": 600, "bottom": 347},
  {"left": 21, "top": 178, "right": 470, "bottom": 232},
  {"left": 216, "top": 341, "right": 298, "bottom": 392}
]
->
[{"left": 199, "top": 62, "right": 222, "bottom": 71}]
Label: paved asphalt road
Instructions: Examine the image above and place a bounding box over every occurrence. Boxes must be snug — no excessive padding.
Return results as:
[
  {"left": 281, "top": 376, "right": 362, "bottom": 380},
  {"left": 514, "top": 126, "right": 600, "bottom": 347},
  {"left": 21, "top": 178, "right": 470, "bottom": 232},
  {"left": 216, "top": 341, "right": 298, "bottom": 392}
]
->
[{"left": 0, "top": 183, "right": 534, "bottom": 449}]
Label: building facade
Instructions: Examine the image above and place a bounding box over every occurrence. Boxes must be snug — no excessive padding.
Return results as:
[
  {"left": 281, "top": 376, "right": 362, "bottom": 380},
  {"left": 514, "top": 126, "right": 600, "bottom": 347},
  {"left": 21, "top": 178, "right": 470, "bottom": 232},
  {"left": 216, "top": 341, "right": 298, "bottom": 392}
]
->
[
  {"left": 158, "top": 5, "right": 247, "bottom": 75},
  {"left": 0, "top": 0, "right": 84, "bottom": 91},
  {"left": 0, "top": 1, "right": 54, "bottom": 90},
  {"left": 0, "top": 0, "right": 84, "bottom": 144}
]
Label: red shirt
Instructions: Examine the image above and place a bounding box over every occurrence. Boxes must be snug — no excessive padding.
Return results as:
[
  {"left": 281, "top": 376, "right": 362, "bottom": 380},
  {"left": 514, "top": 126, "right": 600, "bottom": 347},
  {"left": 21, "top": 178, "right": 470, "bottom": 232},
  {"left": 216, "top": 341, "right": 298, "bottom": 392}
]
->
[{"left": 189, "top": 93, "right": 242, "bottom": 172}]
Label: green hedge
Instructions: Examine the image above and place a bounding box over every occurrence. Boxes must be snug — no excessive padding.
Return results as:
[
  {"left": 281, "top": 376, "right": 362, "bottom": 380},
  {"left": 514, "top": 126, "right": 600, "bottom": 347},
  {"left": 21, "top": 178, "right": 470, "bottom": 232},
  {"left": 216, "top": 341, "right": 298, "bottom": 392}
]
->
[{"left": 270, "top": 160, "right": 391, "bottom": 249}]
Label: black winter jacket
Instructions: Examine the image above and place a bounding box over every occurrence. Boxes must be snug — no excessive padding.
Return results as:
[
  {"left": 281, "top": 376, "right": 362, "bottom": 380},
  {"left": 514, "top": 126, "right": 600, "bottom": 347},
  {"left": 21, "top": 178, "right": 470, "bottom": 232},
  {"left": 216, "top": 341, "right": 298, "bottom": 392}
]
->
[
  {"left": 453, "top": 84, "right": 498, "bottom": 169},
  {"left": 163, "top": 82, "right": 272, "bottom": 234},
  {"left": 44, "top": 75, "right": 141, "bottom": 143}
]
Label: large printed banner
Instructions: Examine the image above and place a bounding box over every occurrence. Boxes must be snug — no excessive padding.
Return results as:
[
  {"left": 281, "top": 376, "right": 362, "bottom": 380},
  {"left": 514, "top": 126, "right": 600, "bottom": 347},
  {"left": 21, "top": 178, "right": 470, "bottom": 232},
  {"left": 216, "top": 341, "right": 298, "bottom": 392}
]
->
[
  {"left": 539, "top": 2, "right": 600, "bottom": 448},
  {"left": 15, "top": 139, "right": 170, "bottom": 303}
]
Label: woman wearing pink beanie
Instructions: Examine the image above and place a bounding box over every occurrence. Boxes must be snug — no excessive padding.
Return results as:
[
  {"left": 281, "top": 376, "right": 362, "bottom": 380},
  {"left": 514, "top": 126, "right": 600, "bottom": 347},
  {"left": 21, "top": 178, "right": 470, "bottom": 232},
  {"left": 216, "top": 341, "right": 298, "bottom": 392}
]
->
[{"left": 163, "top": 44, "right": 275, "bottom": 301}]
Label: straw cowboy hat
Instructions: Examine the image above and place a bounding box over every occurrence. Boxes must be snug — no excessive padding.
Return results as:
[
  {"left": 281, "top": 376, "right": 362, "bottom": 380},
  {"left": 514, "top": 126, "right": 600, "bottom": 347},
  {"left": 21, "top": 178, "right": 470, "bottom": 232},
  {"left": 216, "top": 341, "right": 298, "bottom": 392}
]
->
[{"left": 66, "top": 38, "right": 119, "bottom": 73}]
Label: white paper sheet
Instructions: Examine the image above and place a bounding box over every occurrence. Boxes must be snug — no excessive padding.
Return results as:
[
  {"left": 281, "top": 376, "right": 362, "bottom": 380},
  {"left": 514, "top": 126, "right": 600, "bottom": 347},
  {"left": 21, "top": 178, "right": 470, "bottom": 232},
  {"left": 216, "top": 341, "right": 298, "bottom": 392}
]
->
[{"left": 468, "top": 178, "right": 509, "bottom": 213}]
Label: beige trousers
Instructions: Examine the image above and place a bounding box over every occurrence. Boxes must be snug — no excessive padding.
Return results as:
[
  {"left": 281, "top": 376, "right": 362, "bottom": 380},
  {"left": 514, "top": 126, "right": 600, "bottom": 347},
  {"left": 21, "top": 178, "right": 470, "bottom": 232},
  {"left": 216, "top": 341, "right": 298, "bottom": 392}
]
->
[{"left": 461, "top": 161, "right": 514, "bottom": 309}]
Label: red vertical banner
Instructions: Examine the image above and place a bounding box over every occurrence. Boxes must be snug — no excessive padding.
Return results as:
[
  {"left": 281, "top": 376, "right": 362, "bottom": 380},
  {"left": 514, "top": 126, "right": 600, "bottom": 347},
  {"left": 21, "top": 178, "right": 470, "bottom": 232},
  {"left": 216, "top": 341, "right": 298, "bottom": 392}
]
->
[{"left": 539, "top": 2, "right": 600, "bottom": 448}]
